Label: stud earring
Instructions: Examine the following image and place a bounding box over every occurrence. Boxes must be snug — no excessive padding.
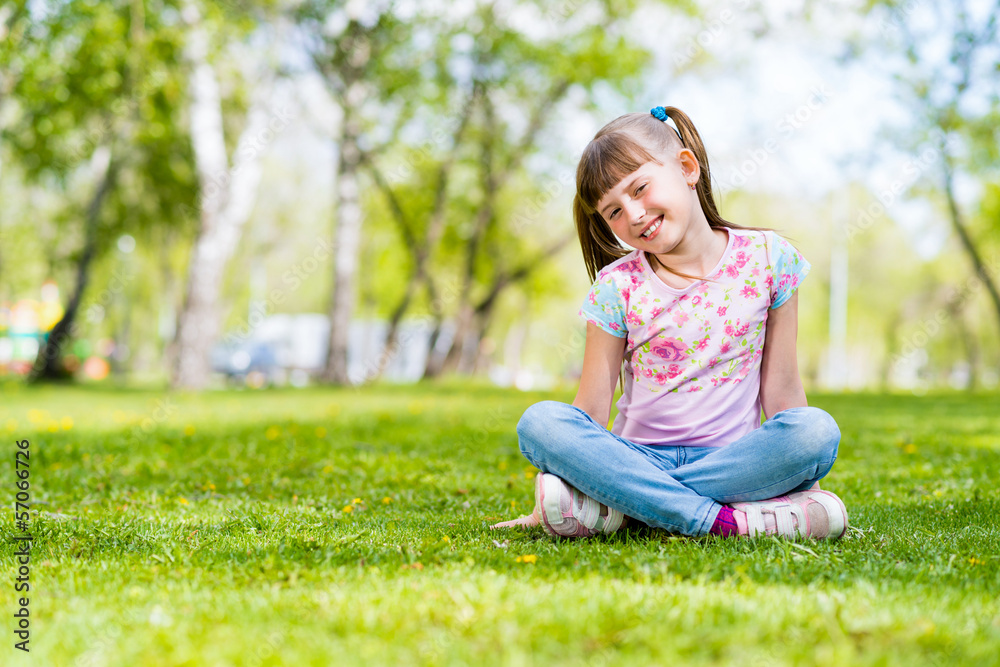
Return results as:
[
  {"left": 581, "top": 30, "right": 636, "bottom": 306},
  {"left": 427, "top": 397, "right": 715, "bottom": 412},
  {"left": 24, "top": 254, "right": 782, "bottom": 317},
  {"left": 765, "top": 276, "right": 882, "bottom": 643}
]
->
[{"left": 689, "top": 182, "right": 696, "bottom": 190}]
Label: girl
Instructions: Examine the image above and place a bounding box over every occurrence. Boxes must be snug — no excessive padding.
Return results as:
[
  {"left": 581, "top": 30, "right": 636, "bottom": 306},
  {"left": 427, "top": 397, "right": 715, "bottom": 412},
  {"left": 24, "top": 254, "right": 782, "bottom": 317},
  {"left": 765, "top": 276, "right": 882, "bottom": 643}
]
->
[{"left": 490, "top": 106, "right": 847, "bottom": 540}]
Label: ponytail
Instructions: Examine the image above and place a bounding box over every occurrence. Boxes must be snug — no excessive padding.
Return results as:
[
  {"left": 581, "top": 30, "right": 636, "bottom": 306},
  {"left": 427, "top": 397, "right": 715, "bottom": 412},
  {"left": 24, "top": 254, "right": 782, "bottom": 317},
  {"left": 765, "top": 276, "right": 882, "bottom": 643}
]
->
[{"left": 659, "top": 106, "right": 737, "bottom": 234}]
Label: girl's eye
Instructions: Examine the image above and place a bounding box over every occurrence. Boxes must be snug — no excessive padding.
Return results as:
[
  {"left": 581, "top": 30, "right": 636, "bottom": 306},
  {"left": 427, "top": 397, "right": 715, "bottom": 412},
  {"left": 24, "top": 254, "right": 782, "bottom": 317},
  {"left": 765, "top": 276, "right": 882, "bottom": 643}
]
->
[
  {"left": 610, "top": 208, "right": 621, "bottom": 220},
  {"left": 635, "top": 184, "right": 646, "bottom": 196}
]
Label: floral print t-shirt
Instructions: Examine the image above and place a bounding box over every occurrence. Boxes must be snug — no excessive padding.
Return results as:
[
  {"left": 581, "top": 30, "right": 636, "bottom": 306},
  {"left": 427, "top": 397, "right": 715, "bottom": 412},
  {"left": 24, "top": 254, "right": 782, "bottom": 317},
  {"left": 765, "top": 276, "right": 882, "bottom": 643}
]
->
[{"left": 578, "top": 228, "right": 810, "bottom": 448}]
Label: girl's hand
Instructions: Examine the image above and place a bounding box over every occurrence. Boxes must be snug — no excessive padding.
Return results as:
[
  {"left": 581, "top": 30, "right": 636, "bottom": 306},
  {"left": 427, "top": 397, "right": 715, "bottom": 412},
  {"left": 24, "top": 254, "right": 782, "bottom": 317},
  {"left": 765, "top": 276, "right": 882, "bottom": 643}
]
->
[{"left": 489, "top": 507, "right": 541, "bottom": 529}]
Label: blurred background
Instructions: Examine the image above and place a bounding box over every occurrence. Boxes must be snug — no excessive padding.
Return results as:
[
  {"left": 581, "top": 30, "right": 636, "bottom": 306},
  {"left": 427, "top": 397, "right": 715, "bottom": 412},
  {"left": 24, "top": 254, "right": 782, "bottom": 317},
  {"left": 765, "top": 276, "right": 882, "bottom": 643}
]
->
[{"left": 0, "top": 0, "right": 997, "bottom": 393}]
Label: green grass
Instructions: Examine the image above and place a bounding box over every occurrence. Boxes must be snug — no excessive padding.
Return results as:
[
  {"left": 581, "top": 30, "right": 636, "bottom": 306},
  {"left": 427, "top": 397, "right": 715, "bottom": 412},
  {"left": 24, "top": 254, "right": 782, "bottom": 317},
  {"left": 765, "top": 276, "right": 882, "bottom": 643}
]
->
[{"left": 1, "top": 381, "right": 999, "bottom": 666}]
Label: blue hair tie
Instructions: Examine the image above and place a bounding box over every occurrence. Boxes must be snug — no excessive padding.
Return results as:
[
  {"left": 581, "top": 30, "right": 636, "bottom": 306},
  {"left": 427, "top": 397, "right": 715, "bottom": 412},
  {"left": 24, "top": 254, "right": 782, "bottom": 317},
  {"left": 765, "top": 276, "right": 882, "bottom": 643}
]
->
[{"left": 650, "top": 106, "right": 682, "bottom": 139}]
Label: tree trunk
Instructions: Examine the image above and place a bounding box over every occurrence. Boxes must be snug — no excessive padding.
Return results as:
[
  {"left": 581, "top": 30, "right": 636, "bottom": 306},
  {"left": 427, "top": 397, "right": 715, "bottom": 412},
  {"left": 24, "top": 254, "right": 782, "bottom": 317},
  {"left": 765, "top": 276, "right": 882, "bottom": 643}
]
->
[
  {"left": 368, "top": 87, "right": 479, "bottom": 383},
  {"left": 879, "top": 310, "right": 902, "bottom": 391},
  {"left": 942, "top": 155, "right": 1000, "bottom": 343},
  {"left": 430, "top": 79, "right": 570, "bottom": 378},
  {"left": 322, "top": 80, "right": 366, "bottom": 385},
  {"left": 29, "top": 147, "right": 115, "bottom": 382},
  {"left": 171, "top": 1, "right": 270, "bottom": 390},
  {"left": 945, "top": 298, "right": 978, "bottom": 390}
]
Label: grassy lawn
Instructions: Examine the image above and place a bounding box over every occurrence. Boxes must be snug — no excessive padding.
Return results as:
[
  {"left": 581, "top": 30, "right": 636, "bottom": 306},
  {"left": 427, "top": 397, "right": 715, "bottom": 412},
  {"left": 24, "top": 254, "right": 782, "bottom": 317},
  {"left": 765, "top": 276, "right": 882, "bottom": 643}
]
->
[{"left": 1, "top": 381, "right": 999, "bottom": 666}]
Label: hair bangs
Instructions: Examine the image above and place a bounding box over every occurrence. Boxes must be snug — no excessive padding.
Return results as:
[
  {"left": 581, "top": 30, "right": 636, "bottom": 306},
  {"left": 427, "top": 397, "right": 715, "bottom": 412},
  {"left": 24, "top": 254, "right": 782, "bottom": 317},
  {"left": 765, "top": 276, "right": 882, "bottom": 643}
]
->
[{"left": 576, "top": 131, "right": 659, "bottom": 213}]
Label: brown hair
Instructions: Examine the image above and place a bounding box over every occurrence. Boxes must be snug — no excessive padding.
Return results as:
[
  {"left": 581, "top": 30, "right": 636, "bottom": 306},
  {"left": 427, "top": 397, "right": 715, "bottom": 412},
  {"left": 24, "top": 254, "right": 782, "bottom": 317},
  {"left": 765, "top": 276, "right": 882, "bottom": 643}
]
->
[
  {"left": 573, "top": 106, "right": 768, "bottom": 392},
  {"left": 574, "top": 106, "right": 768, "bottom": 283}
]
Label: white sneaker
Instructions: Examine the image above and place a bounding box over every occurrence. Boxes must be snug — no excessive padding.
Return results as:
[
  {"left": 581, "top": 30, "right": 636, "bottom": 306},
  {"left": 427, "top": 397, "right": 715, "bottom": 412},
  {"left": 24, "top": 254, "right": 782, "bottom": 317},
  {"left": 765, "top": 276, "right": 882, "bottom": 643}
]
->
[
  {"left": 730, "top": 489, "right": 847, "bottom": 540},
  {"left": 534, "top": 472, "right": 625, "bottom": 538}
]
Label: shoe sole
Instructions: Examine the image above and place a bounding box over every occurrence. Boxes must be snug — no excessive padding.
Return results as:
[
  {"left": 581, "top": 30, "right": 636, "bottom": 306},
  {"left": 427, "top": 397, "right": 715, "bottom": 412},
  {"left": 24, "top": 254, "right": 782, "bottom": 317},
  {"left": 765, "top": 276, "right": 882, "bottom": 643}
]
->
[
  {"left": 535, "top": 472, "right": 559, "bottom": 537},
  {"left": 536, "top": 472, "right": 589, "bottom": 538}
]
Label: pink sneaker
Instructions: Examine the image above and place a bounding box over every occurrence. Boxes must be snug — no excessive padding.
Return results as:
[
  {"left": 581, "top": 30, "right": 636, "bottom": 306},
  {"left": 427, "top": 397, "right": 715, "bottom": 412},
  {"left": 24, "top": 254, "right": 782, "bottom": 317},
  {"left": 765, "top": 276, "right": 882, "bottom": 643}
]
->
[
  {"left": 535, "top": 472, "right": 625, "bottom": 538},
  {"left": 730, "top": 489, "right": 847, "bottom": 540}
]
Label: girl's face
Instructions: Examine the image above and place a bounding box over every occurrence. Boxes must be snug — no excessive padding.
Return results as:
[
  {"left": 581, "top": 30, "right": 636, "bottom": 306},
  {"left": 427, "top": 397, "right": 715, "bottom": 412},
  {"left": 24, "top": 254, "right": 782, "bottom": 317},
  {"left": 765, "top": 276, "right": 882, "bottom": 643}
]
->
[{"left": 595, "top": 149, "right": 701, "bottom": 253}]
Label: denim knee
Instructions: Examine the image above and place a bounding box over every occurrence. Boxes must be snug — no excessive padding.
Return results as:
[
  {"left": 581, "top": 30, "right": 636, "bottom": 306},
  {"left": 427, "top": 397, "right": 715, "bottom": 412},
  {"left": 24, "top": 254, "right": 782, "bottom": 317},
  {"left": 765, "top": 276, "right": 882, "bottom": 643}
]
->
[
  {"left": 786, "top": 406, "right": 841, "bottom": 467},
  {"left": 516, "top": 400, "right": 574, "bottom": 462}
]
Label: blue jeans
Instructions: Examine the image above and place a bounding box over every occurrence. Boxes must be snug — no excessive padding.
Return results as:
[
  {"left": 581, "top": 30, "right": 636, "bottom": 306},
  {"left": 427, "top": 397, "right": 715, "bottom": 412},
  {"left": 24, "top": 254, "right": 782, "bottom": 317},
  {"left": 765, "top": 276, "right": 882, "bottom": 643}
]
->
[{"left": 516, "top": 401, "right": 841, "bottom": 536}]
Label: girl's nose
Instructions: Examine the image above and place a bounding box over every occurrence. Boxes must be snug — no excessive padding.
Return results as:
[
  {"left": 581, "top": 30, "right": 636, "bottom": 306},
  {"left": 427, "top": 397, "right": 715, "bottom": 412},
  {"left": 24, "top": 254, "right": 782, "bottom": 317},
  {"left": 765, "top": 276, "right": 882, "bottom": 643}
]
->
[{"left": 626, "top": 202, "right": 645, "bottom": 225}]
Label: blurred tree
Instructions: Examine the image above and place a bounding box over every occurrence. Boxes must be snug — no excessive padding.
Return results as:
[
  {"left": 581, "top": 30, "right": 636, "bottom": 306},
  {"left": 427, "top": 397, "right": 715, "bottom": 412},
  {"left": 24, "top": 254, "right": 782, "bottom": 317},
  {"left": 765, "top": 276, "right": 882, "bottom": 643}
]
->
[
  {"left": 859, "top": 0, "right": 1000, "bottom": 384},
  {"left": 424, "top": 0, "right": 650, "bottom": 378},
  {"left": 293, "top": 0, "right": 420, "bottom": 385},
  {"left": 170, "top": 0, "right": 278, "bottom": 389},
  {"left": 1, "top": 0, "right": 195, "bottom": 382},
  {"left": 325, "top": 0, "right": 651, "bottom": 382}
]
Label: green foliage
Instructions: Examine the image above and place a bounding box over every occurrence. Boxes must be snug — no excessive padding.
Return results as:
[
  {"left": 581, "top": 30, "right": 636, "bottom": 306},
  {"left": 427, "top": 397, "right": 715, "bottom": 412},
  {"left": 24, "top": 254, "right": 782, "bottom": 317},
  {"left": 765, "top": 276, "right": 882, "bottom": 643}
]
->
[
  {"left": 0, "top": 384, "right": 999, "bottom": 664},
  {"left": 1, "top": 0, "right": 200, "bottom": 264}
]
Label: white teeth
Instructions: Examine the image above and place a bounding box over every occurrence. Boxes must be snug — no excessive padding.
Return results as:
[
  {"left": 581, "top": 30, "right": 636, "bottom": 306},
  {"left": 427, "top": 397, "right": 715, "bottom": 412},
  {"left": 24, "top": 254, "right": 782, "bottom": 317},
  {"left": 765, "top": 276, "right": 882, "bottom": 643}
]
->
[{"left": 641, "top": 219, "right": 662, "bottom": 238}]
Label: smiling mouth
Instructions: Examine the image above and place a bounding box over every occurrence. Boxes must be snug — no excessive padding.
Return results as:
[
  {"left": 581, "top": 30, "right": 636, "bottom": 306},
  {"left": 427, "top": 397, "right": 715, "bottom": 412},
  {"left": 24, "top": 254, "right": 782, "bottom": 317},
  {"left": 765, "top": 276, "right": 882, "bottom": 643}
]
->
[{"left": 640, "top": 216, "right": 663, "bottom": 239}]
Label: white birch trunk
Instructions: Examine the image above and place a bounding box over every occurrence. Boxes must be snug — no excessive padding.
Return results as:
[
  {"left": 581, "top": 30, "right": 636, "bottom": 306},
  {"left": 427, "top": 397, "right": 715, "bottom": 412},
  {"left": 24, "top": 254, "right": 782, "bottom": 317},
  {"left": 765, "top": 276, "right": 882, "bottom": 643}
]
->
[
  {"left": 322, "top": 80, "right": 366, "bottom": 384},
  {"left": 171, "top": 0, "right": 271, "bottom": 389}
]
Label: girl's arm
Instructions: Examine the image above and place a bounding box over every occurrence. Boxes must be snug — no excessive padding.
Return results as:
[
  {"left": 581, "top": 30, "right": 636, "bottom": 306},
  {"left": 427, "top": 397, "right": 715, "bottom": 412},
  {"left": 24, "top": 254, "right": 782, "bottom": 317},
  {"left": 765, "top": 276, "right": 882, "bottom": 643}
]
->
[
  {"left": 759, "top": 291, "right": 808, "bottom": 420},
  {"left": 573, "top": 321, "right": 627, "bottom": 428}
]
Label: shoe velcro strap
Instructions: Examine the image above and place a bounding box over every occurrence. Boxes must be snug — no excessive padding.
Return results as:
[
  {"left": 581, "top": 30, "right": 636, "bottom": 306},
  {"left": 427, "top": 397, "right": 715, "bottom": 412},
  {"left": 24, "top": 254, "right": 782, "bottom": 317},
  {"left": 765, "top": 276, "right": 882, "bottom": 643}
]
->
[
  {"left": 574, "top": 490, "right": 602, "bottom": 530},
  {"left": 772, "top": 504, "right": 798, "bottom": 538},
  {"left": 598, "top": 507, "right": 625, "bottom": 533},
  {"left": 743, "top": 505, "right": 768, "bottom": 536}
]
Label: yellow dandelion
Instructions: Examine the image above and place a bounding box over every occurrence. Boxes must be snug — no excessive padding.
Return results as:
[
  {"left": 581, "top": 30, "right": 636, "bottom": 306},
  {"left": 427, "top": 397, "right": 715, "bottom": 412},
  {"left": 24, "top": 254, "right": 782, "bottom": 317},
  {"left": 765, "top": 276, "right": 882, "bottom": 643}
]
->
[
  {"left": 322, "top": 465, "right": 334, "bottom": 474},
  {"left": 183, "top": 425, "right": 196, "bottom": 436},
  {"left": 382, "top": 497, "right": 392, "bottom": 504},
  {"left": 27, "top": 409, "right": 46, "bottom": 423},
  {"left": 969, "top": 557, "right": 985, "bottom": 566},
  {"left": 208, "top": 483, "right": 216, "bottom": 491},
  {"left": 61, "top": 416, "right": 74, "bottom": 430},
  {"left": 47, "top": 421, "right": 60, "bottom": 433},
  {"left": 498, "top": 461, "right": 508, "bottom": 471},
  {"left": 5, "top": 418, "right": 18, "bottom": 431},
  {"left": 178, "top": 498, "right": 189, "bottom": 505},
  {"left": 352, "top": 497, "right": 362, "bottom": 504},
  {"left": 510, "top": 499, "right": 517, "bottom": 508},
  {"left": 515, "top": 555, "right": 538, "bottom": 564},
  {"left": 315, "top": 427, "right": 327, "bottom": 438},
  {"left": 441, "top": 536, "right": 451, "bottom": 543},
  {"left": 524, "top": 470, "right": 534, "bottom": 479},
  {"left": 904, "top": 443, "right": 917, "bottom": 454},
  {"left": 342, "top": 505, "right": 354, "bottom": 513},
  {"left": 265, "top": 426, "right": 280, "bottom": 440}
]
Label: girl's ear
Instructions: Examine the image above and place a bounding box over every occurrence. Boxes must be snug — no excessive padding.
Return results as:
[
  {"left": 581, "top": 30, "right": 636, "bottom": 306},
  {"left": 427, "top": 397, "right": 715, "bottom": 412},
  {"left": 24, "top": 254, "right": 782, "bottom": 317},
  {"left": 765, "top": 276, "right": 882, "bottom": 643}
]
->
[{"left": 677, "top": 148, "right": 701, "bottom": 183}]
